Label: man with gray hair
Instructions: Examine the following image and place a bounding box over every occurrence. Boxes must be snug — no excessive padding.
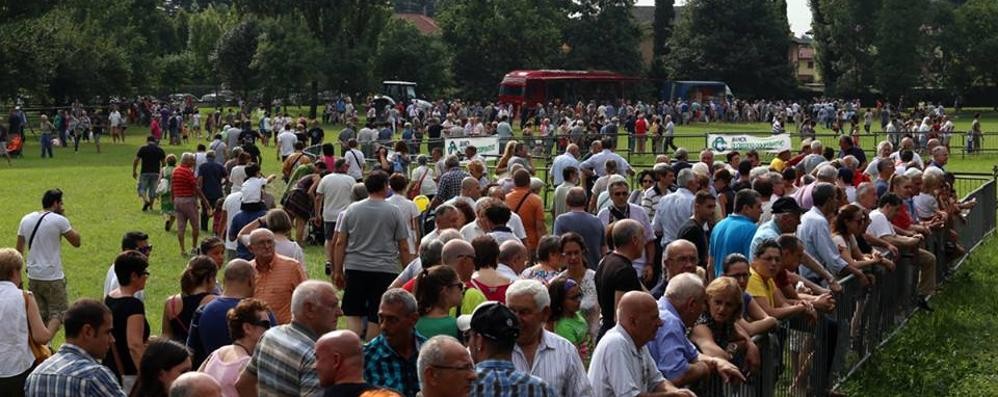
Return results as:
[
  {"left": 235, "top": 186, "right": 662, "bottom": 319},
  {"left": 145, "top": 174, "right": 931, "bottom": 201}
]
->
[
  {"left": 652, "top": 168, "right": 699, "bottom": 249},
  {"left": 249, "top": 228, "right": 308, "bottom": 324},
  {"left": 169, "top": 372, "right": 221, "bottom": 397},
  {"left": 553, "top": 187, "right": 607, "bottom": 270},
  {"left": 421, "top": 204, "right": 461, "bottom": 246},
  {"left": 433, "top": 155, "right": 469, "bottom": 206},
  {"left": 506, "top": 280, "right": 593, "bottom": 396},
  {"left": 236, "top": 280, "right": 341, "bottom": 397},
  {"left": 364, "top": 288, "right": 425, "bottom": 397},
  {"left": 648, "top": 273, "right": 745, "bottom": 386},
  {"left": 792, "top": 164, "right": 838, "bottom": 210},
  {"left": 498, "top": 240, "right": 529, "bottom": 281},
  {"left": 598, "top": 178, "right": 655, "bottom": 284},
  {"left": 595, "top": 219, "right": 649, "bottom": 338},
  {"left": 797, "top": 182, "right": 870, "bottom": 286},
  {"left": 418, "top": 335, "right": 477, "bottom": 397},
  {"left": 799, "top": 139, "right": 825, "bottom": 175},
  {"left": 446, "top": 177, "right": 482, "bottom": 208}
]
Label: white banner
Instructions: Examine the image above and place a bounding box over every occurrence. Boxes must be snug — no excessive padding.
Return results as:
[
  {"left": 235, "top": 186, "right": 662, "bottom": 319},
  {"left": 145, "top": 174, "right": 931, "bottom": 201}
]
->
[
  {"left": 707, "top": 134, "right": 791, "bottom": 153},
  {"left": 445, "top": 136, "right": 501, "bottom": 157}
]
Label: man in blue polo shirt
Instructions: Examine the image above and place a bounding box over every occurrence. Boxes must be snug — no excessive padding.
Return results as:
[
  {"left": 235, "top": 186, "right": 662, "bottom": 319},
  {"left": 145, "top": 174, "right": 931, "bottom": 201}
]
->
[{"left": 709, "top": 189, "right": 762, "bottom": 278}]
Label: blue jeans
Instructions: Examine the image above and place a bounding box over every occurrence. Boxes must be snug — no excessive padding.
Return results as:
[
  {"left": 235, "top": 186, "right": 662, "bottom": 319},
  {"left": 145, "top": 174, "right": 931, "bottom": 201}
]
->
[{"left": 40, "top": 133, "right": 53, "bottom": 158}]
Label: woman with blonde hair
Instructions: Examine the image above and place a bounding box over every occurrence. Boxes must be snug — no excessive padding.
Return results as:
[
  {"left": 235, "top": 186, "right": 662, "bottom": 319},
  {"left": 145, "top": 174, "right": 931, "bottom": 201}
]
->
[
  {"left": 494, "top": 140, "right": 519, "bottom": 176},
  {"left": 690, "top": 277, "right": 755, "bottom": 367},
  {"left": 0, "top": 248, "right": 60, "bottom": 396}
]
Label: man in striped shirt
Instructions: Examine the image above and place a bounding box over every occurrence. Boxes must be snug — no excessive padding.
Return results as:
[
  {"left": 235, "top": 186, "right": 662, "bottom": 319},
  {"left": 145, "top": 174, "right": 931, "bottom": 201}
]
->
[
  {"left": 459, "top": 301, "right": 555, "bottom": 397},
  {"left": 235, "top": 281, "right": 342, "bottom": 397},
  {"left": 26, "top": 299, "right": 125, "bottom": 397}
]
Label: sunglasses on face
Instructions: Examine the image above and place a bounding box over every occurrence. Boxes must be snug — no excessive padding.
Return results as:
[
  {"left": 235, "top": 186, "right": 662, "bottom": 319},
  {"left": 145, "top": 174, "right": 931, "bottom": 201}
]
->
[
  {"left": 613, "top": 191, "right": 628, "bottom": 197},
  {"left": 248, "top": 318, "right": 272, "bottom": 329},
  {"left": 137, "top": 245, "right": 153, "bottom": 255}
]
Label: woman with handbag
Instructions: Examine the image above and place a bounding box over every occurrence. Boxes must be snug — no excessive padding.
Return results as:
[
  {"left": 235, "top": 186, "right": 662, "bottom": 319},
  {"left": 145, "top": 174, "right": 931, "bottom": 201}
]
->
[{"left": 0, "top": 248, "right": 61, "bottom": 397}]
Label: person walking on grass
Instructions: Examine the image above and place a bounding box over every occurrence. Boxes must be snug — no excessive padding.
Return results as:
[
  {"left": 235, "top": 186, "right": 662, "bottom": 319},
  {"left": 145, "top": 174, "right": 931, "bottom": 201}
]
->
[
  {"left": 134, "top": 136, "right": 167, "bottom": 211},
  {"left": 16, "top": 189, "right": 82, "bottom": 325}
]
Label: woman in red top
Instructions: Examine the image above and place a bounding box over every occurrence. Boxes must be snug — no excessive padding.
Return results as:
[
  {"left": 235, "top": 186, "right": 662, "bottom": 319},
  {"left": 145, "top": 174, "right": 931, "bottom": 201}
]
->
[
  {"left": 173, "top": 152, "right": 210, "bottom": 257},
  {"left": 634, "top": 113, "right": 648, "bottom": 153},
  {"left": 469, "top": 235, "right": 512, "bottom": 303}
]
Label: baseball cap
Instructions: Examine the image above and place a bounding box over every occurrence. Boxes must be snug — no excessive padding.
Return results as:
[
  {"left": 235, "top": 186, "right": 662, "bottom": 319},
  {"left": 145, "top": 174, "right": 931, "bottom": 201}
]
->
[
  {"left": 771, "top": 197, "right": 804, "bottom": 214},
  {"left": 457, "top": 301, "right": 519, "bottom": 343}
]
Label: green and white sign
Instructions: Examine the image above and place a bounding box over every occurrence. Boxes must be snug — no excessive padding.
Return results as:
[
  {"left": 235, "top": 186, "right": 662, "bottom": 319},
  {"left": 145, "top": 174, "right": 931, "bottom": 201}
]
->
[
  {"left": 707, "top": 134, "right": 791, "bottom": 153},
  {"left": 445, "top": 136, "right": 501, "bottom": 157}
]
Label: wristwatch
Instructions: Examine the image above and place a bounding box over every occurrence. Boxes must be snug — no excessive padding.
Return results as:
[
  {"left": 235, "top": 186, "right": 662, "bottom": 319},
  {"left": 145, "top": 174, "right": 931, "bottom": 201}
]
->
[{"left": 726, "top": 342, "right": 739, "bottom": 356}]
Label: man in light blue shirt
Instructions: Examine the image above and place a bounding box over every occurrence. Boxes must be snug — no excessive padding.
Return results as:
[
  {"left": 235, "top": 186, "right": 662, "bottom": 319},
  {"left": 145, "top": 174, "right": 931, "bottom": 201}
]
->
[
  {"left": 652, "top": 169, "right": 698, "bottom": 247},
  {"left": 580, "top": 138, "right": 632, "bottom": 178},
  {"left": 647, "top": 274, "right": 745, "bottom": 387},
  {"left": 797, "top": 182, "right": 867, "bottom": 285},
  {"left": 550, "top": 144, "right": 580, "bottom": 186},
  {"left": 710, "top": 189, "right": 762, "bottom": 278}
]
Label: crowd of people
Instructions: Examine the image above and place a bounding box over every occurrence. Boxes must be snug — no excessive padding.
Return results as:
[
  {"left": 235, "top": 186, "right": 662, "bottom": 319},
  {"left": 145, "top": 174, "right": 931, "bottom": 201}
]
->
[{"left": 0, "top": 92, "right": 982, "bottom": 397}]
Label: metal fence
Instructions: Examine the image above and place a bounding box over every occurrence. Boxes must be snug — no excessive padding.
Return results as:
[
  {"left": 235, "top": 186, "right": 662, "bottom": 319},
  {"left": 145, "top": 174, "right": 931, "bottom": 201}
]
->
[{"left": 693, "top": 168, "right": 997, "bottom": 396}]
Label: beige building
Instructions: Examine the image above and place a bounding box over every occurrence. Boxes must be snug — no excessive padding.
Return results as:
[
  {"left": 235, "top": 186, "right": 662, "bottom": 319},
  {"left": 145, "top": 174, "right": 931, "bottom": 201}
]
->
[{"left": 790, "top": 36, "right": 822, "bottom": 87}]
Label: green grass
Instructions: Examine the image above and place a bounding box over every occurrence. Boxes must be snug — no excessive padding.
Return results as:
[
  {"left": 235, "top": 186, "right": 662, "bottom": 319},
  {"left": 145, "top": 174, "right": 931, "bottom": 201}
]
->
[
  {"left": 3, "top": 108, "right": 997, "bottom": 350},
  {"left": 840, "top": 235, "right": 998, "bottom": 396}
]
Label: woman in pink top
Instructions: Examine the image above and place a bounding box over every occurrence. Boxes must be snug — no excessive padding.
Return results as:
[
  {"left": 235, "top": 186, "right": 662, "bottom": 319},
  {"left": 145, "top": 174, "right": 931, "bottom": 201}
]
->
[{"left": 199, "top": 299, "right": 271, "bottom": 397}]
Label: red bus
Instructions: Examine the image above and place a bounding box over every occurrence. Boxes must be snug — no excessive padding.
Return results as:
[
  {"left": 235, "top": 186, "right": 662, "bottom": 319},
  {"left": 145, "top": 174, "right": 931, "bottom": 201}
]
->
[{"left": 498, "top": 70, "right": 642, "bottom": 108}]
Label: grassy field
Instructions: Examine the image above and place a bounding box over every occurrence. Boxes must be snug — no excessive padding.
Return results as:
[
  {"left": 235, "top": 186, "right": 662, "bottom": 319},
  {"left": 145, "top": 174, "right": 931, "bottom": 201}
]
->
[
  {"left": 2, "top": 108, "right": 996, "bottom": 350},
  {"left": 840, "top": 236, "right": 998, "bottom": 396}
]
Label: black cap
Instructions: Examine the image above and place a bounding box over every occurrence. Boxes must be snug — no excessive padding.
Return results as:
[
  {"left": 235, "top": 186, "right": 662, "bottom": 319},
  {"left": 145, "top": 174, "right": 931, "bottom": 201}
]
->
[
  {"left": 457, "top": 301, "right": 519, "bottom": 343},
  {"left": 771, "top": 197, "right": 804, "bottom": 214}
]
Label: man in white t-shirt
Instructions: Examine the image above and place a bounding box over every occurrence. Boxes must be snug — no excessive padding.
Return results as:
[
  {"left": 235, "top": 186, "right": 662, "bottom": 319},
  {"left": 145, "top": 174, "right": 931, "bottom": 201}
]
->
[
  {"left": 221, "top": 190, "right": 244, "bottom": 259},
  {"left": 866, "top": 192, "right": 936, "bottom": 309},
  {"left": 313, "top": 158, "right": 357, "bottom": 265},
  {"left": 387, "top": 173, "right": 421, "bottom": 256},
  {"left": 343, "top": 139, "right": 366, "bottom": 180},
  {"left": 15, "top": 189, "right": 81, "bottom": 322},
  {"left": 102, "top": 231, "right": 150, "bottom": 301},
  {"left": 276, "top": 125, "right": 298, "bottom": 161}
]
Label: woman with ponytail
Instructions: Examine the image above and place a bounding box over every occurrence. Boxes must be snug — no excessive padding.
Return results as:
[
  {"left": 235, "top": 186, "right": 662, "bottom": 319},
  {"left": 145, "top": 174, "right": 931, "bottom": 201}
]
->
[
  {"left": 412, "top": 265, "right": 463, "bottom": 339},
  {"left": 161, "top": 255, "right": 218, "bottom": 342}
]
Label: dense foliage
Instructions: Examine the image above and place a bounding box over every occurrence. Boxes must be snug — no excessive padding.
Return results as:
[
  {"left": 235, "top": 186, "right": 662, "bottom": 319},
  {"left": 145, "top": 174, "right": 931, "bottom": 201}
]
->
[{"left": 0, "top": 0, "right": 994, "bottom": 104}]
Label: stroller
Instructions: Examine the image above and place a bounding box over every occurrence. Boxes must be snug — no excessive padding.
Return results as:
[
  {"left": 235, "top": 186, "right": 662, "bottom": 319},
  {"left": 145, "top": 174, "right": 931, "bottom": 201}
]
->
[{"left": 6, "top": 134, "right": 23, "bottom": 158}]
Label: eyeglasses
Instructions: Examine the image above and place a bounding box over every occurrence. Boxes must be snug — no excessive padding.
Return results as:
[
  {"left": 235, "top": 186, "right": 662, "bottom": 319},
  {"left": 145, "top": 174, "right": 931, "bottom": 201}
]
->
[
  {"left": 431, "top": 364, "right": 476, "bottom": 372},
  {"left": 449, "top": 282, "right": 465, "bottom": 292},
  {"left": 137, "top": 245, "right": 153, "bottom": 255},
  {"left": 458, "top": 254, "right": 476, "bottom": 261},
  {"left": 248, "top": 318, "right": 272, "bottom": 329},
  {"left": 613, "top": 191, "right": 629, "bottom": 197}
]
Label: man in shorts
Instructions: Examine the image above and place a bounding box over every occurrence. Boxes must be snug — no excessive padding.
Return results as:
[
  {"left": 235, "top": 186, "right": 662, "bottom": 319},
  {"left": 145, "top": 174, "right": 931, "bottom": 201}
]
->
[
  {"left": 132, "top": 136, "right": 166, "bottom": 211},
  {"left": 16, "top": 189, "right": 82, "bottom": 323},
  {"left": 333, "top": 171, "right": 411, "bottom": 341}
]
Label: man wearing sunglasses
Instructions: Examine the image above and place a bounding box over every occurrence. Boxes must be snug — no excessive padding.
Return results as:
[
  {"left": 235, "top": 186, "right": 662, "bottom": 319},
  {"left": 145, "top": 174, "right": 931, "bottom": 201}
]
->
[{"left": 103, "top": 231, "right": 150, "bottom": 302}]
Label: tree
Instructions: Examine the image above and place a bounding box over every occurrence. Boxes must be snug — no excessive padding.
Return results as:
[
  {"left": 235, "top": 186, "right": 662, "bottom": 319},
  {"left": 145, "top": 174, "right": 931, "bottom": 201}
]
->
[
  {"left": 251, "top": 15, "right": 325, "bottom": 105},
  {"left": 561, "top": 0, "right": 643, "bottom": 75},
  {"left": 873, "top": 0, "right": 926, "bottom": 101},
  {"left": 235, "top": 0, "right": 392, "bottom": 116},
  {"left": 373, "top": 18, "right": 451, "bottom": 98},
  {"left": 667, "top": 0, "right": 796, "bottom": 98},
  {"left": 954, "top": 0, "right": 998, "bottom": 87},
  {"left": 649, "top": 0, "right": 675, "bottom": 79},
  {"left": 809, "top": 0, "right": 881, "bottom": 96},
  {"left": 437, "top": 0, "right": 563, "bottom": 100},
  {"left": 186, "top": 4, "right": 236, "bottom": 82},
  {"left": 211, "top": 20, "right": 260, "bottom": 100}
]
